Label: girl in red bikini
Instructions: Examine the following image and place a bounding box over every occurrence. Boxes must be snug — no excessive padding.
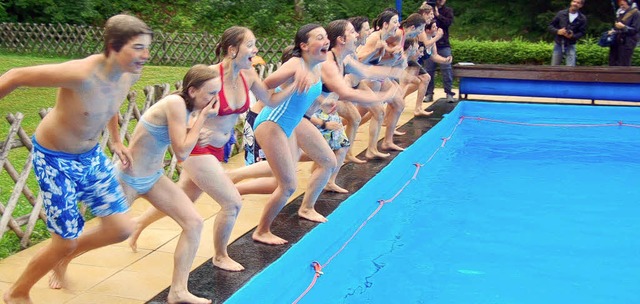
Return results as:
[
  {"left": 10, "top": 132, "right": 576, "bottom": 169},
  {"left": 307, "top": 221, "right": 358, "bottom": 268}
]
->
[{"left": 128, "top": 26, "right": 306, "bottom": 271}]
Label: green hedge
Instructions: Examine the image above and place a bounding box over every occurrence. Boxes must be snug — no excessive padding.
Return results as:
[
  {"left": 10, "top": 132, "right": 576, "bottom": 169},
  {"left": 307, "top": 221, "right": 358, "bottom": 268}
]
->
[{"left": 450, "top": 37, "right": 640, "bottom": 66}]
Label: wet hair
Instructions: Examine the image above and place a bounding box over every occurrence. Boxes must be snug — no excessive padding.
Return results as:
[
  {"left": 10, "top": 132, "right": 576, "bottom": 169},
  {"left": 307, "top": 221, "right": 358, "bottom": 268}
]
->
[
  {"left": 372, "top": 10, "right": 398, "bottom": 31},
  {"left": 103, "top": 14, "right": 153, "bottom": 56},
  {"left": 326, "top": 19, "right": 350, "bottom": 50},
  {"left": 291, "top": 23, "right": 323, "bottom": 57},
  {"left": 281, "top": 45, "right": 295, "bottom": 63},
  {"left": 417, "top": 3, "right": 433, "bottom": 15},
  {"left": 401, "top": 13, "right": 426, "bottom": 29},
  {"left": 176, "top": 64, "right": 220, "bottom": 112},
  {"left": 215, "top": 26, "right": 251, "bottom": 62},
  {"left": 348, "top": 16, "right": 370, "bottom": 33}
]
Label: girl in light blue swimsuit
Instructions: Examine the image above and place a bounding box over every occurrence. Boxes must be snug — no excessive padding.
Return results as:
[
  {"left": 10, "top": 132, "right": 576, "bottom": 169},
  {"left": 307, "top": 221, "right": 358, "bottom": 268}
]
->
[
  {"left": 117, "top": 64, "right": 220, "bottom": 304},
  {"left": 250, "top": 24, "right": 339, "bottom": 246},
  {"left": 252, "top": 79, "right": 323, "bottom": 137}
]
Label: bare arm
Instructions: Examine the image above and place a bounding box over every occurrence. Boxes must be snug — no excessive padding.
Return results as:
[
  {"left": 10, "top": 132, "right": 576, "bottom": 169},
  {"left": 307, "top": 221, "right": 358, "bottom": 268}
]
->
[
  {"left": 0, "top": 58, "right": 91, "bottom": 99},
  {"left": 246, "top": 68, "right": 297, "bottom": 108},
  {"left": 263, "top": 57, "right": 300, "bottom": 90},
  {"left": 418, "top": 30, "right": 442, "bottom": 49},
  {"left": 107, "top": 114, "right": 133, "bottom": 168},
  {"left": 344, "top": 55, "right": 403, "bottom": 81},
  {"left": 321, "top": 60, "right": 391, "bottom": 105},
  {"left": 166, "top": 96, "right": 219, "bottom": 161},
  {"left": 357, "top": 33, "right": 384, "bottom": 62},
  {"left": 428, "top": 44, "right": 453, "bottom": 64}
]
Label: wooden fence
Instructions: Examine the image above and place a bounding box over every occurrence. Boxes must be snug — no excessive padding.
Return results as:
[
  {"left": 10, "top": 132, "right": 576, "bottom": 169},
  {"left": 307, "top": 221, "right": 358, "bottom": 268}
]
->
[
  {"left": 0, "top": 64, "right": 278, "bottom": 251},
  {"left": 0, "top": 22, "right": 291, "bottom": 66}
]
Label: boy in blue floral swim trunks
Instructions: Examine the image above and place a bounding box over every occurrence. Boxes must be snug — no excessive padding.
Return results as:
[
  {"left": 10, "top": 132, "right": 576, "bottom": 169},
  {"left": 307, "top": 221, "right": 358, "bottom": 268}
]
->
[{"left": 1, "top": 14, "right": 153, "bottom": 304}]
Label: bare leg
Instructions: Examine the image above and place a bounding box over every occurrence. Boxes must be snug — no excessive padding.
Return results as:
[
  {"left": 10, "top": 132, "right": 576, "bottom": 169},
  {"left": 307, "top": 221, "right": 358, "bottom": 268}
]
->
[
  {"left": 182, "top": 154, "right": 244, "bottom": 272},
  {"left": 338, "top": 100, "right": 365, "bottom": 164},
  {"left": 359, "top": 81, "right": 390, "bottom": 159},
  {"left": 226, "top": 160, "right": 273, "bottom": 184},
  {"left": 236, "top": 176, "right": 277, "bottom": 195},
  {"left": 295, "top": 119, "right": 337, "bottom": 222},
  {"left": 381, "top": 82, "right": 406, "bottom": 152},
  {"left": 128, "top": 208, "right": 169, "bottom": 253},
  {"left": 127, "top": 171, "right": 204, "bottom": 253},
  {"left": 364, "top": 104, "right": 390, "bottom": 159},
  {"left": 324, "top": 147, "right": 349, "bottom": 193},
  {"left": 414, "top": 74, "right": 433, "bottom": 117},
  {"left": 137, "top": 178, "right": 209, "bottom": 304},
  {"left": 3, "top": 211, "right": 132, "bottom": 302},
  {"left": 4, "top": 234, "right": 77, "bottom": 303},
  {"left": 252, "top": 122, "right": 298, "bottom": 245}
]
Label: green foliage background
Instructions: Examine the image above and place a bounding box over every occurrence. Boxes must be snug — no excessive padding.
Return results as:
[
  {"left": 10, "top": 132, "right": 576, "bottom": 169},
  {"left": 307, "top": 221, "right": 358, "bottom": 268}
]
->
[{"left": 0, "top": 0, "right": 620, "bottom": 42}]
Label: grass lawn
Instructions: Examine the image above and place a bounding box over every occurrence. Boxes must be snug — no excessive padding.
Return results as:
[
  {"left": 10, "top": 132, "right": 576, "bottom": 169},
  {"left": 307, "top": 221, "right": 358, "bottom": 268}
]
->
[{"left": 0, "top": 53, "right": 190, "bottom": 259}]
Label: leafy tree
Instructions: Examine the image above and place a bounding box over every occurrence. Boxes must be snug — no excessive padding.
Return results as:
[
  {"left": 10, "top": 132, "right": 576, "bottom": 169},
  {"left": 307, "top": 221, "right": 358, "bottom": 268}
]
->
[{"left": 0, "top": 0, "right": 626, "bottom": 42}]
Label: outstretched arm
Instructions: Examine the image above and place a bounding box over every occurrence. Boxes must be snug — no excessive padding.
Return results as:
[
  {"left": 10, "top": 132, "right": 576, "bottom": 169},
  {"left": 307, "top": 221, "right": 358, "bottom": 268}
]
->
[
  {"left": 321, "top": 59, "right": 394, "bottom": 105},
  {"left": 0, "top": 58, "right": 90, "bottom": 99},
  {"left": 246, "top": 68, "right": 297, "bottom": 108}
]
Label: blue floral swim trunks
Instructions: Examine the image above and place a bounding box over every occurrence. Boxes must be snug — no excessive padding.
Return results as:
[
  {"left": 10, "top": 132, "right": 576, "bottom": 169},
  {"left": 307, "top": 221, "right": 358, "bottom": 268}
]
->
[{"left": 31, "top": 136, "right": 129, "bottom": 239}]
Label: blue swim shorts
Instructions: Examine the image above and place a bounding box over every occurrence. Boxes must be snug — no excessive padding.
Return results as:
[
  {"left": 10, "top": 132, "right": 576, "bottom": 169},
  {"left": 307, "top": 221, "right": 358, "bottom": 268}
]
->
[{"left": 32, "top": 137, "right": 129, "bottom": 239}]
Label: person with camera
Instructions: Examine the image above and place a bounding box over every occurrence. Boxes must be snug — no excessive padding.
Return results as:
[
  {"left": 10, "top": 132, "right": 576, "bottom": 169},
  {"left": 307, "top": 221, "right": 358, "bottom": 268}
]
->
[
  {"left": 548, "top": 0, "right": 587, "bottom": 66},
  {"left": 609, "top": 0, "right": 640, "bottom": 66},
  {"left": 423, "top": 0, "right": 455, "bottom": 103}
]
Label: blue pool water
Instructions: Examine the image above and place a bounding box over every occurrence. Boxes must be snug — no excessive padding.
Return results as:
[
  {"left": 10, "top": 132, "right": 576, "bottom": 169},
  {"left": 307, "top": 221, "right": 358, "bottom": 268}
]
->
[{"left": 226, "top": 101, "right": 640, "bottom": 304}]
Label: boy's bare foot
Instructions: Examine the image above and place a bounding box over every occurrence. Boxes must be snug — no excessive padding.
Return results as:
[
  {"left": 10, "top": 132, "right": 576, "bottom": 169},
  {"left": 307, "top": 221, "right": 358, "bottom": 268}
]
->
[
  {"left": 365, "top": 149, "right": 390, "bottom": 160},
  {"left": 49, "top": 261, "right": 69, "bottom": 289},
  {"left": 381, "top": 142, "right": 404, "bottom": 152},
  {"left": 298, "top": 208, "right": 328, "bottom": 223},
  {"left": 324, "top": 183, "right": 349, "bottom": 193},
  {"left": 345, "top": 154, "right": 367, "bottom": 164},
  {"left": 167, "top": 290, "right": 211, "bottom": 304},
  {"left": 252, "top": 231, "right": 288, "bottom": 245},
  {"left": 414, "top": 109, "right": 434, "bottom": 117},
  {"left": 3, "top": 289, "right": 32, "bottom": 304},
  {"left": 213, "top": 256, "right": 245, "bottom": 272}
]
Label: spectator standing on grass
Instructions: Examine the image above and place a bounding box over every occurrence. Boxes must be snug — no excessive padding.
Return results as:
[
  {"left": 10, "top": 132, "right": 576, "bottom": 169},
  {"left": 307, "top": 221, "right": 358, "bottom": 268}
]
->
[{"left": 548, "top": 0, "right": 587, "bottom": 66}]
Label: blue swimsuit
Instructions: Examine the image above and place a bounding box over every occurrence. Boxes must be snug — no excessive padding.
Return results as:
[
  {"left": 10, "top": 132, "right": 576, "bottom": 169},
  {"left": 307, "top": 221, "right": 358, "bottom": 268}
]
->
[
  {"left": 31, "top": 136, "right": 129, "bottom": 239},
  {"left": 118, "top": 116, "right": 172, "bottom": 194},
  {"left": 253, "top": 80, "right": 323, "bottom": 137}
]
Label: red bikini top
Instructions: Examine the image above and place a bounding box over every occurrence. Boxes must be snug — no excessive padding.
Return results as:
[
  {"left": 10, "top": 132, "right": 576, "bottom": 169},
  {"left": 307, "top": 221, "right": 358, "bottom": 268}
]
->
[{"left": 217, "top": 64, "right": 250, "bottom": 116}]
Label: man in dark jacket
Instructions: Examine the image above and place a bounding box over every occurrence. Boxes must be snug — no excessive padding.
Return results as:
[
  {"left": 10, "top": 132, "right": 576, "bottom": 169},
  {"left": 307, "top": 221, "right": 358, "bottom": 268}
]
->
[
  {"left": 609, "top": 0, "right": 640, "bottom": 66},
  {"left": 548, "top": 0, "right": 587, "bottom": 66}
]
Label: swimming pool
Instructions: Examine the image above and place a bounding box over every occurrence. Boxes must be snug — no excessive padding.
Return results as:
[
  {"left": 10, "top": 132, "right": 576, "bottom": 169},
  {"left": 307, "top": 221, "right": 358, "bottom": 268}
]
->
[{"left": 226, "top": 101, "right": 640, "bottom": 303}]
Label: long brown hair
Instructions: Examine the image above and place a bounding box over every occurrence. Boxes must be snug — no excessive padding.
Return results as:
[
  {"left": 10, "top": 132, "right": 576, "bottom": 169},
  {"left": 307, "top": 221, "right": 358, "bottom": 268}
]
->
[
  {"left": 326, "top": 20, "right": 350, "bottom": 50},
  {"left": 215, "top": 26, "right": 250, "bottom": 62},
  {"left": 176, "top": 64, "right": 220, "bottom": 112},
  {"left": 291, "top": 23, "right": 323, "bottom": 57}
]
